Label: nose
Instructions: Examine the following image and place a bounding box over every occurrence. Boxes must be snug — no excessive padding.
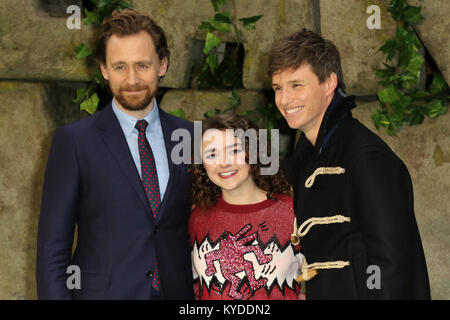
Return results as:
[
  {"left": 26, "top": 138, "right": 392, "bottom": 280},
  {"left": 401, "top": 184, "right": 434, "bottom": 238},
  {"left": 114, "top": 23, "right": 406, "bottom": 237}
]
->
[
  {"left": 126, "top": 67, "right": 139, "bottom": 85},
  {"left": 218, "top": 160, "right": 233, "bottom": 168},
  {"left": 278, "top": 88, "right": 293, "bottom": 108}
]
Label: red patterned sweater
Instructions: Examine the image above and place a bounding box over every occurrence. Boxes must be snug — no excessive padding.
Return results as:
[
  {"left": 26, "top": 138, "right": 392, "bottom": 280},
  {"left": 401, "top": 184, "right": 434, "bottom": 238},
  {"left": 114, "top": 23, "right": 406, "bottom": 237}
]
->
[{"left": 188, "top": 194, "right": 304, "bottom": 300}]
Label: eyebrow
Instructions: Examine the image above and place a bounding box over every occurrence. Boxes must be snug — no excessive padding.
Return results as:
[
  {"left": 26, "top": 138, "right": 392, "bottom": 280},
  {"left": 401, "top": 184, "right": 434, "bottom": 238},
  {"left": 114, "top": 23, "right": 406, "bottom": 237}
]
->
[
  {"left": 110, "top": 60, "right": 152, "bottom": 67},
  {"left": 202, "top": 143, "right": 242, "bottom": 155},
  {"left": 203, "top": 147, "right": 215, "bottom": 155},
  {"left": 226, "top": 143, "right": 243, "bottom": 150},
  {"left": 272, "top": 79, "right": 305, "bottom": 86}
]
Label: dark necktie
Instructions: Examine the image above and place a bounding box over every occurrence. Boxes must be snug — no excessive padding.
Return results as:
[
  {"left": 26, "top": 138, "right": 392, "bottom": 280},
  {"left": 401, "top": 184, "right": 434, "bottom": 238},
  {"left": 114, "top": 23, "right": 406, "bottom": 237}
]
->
[
  {"left": 135, "top": 119, "right": 161, "bottom": 219},
  {"left": 135, "top": 119, "right": 161, "bottom": 292}
]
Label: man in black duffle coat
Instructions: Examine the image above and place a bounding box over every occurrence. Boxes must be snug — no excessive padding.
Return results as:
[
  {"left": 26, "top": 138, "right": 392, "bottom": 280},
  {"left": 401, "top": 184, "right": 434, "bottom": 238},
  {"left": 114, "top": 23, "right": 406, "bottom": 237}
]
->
[{"left": 269, "top": 29, "right": 430, "bottom": 299}]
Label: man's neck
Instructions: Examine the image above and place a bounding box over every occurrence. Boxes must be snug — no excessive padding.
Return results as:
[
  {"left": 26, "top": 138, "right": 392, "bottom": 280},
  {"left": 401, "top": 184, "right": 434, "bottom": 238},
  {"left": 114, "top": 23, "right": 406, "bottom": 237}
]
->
[{"left": 113, "top": 98, "right": 155, "bottom": 120}]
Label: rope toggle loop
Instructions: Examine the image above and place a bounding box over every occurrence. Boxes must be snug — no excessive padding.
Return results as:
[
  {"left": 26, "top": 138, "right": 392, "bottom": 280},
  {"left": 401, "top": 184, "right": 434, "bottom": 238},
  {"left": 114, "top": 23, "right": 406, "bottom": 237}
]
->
[
  {"left": 291, "top": 215, "right": 351, "bottom": 245},
  {"left": 305, "top": 167, "right": 345, "bottom": 188}
]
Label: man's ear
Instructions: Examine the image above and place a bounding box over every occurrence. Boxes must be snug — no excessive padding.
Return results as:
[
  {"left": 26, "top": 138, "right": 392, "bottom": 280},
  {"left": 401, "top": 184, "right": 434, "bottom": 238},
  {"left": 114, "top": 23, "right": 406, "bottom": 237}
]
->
[
  {"left": 326, "top": 72, "right": 338, "bottom": 95},
  {"left": 158, "top": 57, "right": 168, "bottom": 78},
  {"left": 99, "top": 62, "right": 109, "bottom": 81}
]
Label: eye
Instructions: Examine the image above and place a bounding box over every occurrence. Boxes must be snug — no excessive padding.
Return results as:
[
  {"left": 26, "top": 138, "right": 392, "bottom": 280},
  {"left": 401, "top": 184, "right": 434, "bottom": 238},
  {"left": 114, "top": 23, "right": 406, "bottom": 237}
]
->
[
  {"left": 137, "top": 64, "right": 149, "bottom": 70},
  {"left": 114, "top": 65, "right": 125, "bottom": 71},
  {"left": 273, "top": 86, "right": 281, "bottom": 92},
  {"left": 204, "top": 153, "right": 216, "bottom": 160},
  {"left": 293, "top": 83, "right": 303, "bottom": 88}
]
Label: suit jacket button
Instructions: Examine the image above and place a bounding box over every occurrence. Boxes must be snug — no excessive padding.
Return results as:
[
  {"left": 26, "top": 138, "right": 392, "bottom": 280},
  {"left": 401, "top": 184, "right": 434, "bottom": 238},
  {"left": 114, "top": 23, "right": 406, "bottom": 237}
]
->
[{"left": 146, "top": 270, "right": 154, "bottom": 278}]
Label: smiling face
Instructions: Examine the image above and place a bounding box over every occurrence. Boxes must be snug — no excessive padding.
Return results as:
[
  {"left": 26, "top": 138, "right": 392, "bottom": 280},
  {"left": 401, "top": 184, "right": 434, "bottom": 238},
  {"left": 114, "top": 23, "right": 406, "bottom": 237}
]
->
[
  {"left": 100, "top": 30, "right": 168, "bottom": 114},
  {"left": 272, "top": 63, "right": 337, "bottom": 145},
  {"left": 201, "top": 129, "right": 253, "bottom": 192}
]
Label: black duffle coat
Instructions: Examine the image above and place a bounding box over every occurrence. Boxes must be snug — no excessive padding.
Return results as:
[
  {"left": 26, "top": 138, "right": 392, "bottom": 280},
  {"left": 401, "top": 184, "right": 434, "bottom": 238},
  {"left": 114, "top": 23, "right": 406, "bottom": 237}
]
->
[{"left": 283, "top": 89, "right": 430, "bottom": 299}]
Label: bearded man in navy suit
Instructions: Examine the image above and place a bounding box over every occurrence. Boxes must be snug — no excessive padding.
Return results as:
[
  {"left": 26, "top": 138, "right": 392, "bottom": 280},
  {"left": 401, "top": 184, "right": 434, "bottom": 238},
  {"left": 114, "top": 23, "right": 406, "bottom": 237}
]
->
[{"left": 36, "top": 9, "right": 194, "bottom": 300}]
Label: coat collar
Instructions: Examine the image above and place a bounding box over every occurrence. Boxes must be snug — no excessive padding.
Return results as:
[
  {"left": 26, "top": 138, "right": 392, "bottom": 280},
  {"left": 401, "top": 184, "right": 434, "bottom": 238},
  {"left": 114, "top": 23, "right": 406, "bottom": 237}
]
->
[{"left": 296, "top": 87, "right": 356, "bottom": 159}]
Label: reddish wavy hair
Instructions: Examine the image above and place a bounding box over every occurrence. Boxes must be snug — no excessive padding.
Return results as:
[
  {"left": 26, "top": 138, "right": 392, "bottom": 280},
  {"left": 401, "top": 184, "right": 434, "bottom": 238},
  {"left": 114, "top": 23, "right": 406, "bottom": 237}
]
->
[{"left": 191, "top": 112, "right": 291, "bottom": 211}]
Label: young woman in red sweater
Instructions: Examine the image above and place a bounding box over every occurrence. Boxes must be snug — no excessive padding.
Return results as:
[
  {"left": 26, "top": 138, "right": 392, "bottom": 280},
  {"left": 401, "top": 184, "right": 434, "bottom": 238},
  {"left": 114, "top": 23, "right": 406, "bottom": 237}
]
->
[{"left": 189, "top": 112, "right": 305, "bottom": 300}]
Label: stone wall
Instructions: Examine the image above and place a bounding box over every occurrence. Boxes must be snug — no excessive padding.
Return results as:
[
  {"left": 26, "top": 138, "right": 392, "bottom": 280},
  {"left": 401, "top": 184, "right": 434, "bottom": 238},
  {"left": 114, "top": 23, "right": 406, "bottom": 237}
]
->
[
  {"left": 0, "top": 82, "right": 85, "bottom": 299},
  {"left": 0, "top": 0, "right": 448, "bottom": 299}
]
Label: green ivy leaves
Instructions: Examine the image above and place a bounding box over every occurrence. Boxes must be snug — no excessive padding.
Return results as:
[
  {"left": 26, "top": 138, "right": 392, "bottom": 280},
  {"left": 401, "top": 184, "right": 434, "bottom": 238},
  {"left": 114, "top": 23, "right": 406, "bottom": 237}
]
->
[
  {"left": 388, "top": 0, "right": 424, "bottom": 23},
  {"left": 193, "top": 1, "right": 280, "bottom": 137},
  {"left": 200, "top": 13, "right": 232, "bottom": 33},
  {"left": 202, "top": 33, "right": 222, "bottom": 75},
  {"left": 75, "top": 43, "right": 93, "bottom": 59},
  {"left": 374, "top": 0, "right": 448, "bottom": 135},
  {"left": 167, "top": 108, "right": 187, "bottom": 119},
  {"left": 83, "top": 0, "right": 132, "bottom": 25},
  {"left": 211, "top": 0, "right": 226, "bottom": 12},
  {"left": 239, "top": 15, "right": 263, "bottom": 30},
  {"left": 203, "top": 32, "right": 221, "bottom": 52},
  {"left": 80, "top": 93, "right": 100, "bottom": 114},
  {"left": 192, "top": 0, "right": 262, "bottom": 89}
]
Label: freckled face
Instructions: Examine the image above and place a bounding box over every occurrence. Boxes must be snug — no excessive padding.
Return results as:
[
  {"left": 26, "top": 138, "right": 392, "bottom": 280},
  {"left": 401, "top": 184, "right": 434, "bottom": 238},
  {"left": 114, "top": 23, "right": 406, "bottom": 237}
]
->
[
  {"left": 100, "top": 31, "right": 167, "bottom": 111},
  {"left": 201, "top": 129, "right": 252, "bottom": 192}
]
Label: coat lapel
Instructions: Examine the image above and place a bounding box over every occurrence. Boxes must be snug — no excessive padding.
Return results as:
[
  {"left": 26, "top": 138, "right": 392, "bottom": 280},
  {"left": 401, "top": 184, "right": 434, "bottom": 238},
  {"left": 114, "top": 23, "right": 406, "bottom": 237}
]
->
[
  {"left": 95, "top": 103, "right": 153, "bottom": 220},
  {"left": 157, "top": 107, "right": 184, "bottom": 222}
]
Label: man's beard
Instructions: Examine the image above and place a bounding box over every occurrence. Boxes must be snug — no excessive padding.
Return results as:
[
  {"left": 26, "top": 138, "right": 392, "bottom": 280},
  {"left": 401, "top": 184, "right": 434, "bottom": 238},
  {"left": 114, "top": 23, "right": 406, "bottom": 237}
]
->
[{"left": 113, "top": 84, "right": 157, "bottom": 111}]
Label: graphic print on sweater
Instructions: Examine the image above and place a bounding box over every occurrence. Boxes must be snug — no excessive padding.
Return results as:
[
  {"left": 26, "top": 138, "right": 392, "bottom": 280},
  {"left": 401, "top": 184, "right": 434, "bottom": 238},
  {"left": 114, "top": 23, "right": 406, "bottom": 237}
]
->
[
  {"left": 192, "top": 223, "right": 303, "bottom": 300},
  {"left": 204, "top": 224, "right": 272, "bottom": 299}
]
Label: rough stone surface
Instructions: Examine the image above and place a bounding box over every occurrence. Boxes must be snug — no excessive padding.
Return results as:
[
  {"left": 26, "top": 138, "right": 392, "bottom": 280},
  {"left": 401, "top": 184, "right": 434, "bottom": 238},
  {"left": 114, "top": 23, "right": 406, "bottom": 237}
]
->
[
  {"left": 0, "top": 0, "right": 95, "bottom": 81},
  {"left": 0, "top": 81, "right": 85, "bottom": 299},
  {"left": 320, "top": 0, "right": 397, "bottom": 95},
  {"left": 134, "top": 0, "right": 316, "bottom": 89},
  {"left": 413, "top": 0, "right": 450, "bottom": 85},
  {"left": 352, "top": 100, "right": 450, "bottom": 300},
  {"left": 160, "top": 89, "right": 268, "bottom": 121},
  {"left": 0, "top": 0, "right": 315, "bottom": 89}
]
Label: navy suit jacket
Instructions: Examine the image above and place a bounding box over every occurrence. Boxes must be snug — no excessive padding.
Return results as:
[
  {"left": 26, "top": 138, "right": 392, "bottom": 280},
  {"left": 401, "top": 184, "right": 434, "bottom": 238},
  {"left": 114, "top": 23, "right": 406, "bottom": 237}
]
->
[{"left": 36, "top": 102, "right": 195, "bottom": 299}]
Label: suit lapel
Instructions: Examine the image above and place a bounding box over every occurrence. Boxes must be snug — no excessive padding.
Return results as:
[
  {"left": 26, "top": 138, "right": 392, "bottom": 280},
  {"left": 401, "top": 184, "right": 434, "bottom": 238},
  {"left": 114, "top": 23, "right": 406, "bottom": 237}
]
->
[
  {"left": 95, "top": 103, "right": 153, "bottom": 220},
  {"left": 157, "top": 107, "right": 183, "bottom": 222}
]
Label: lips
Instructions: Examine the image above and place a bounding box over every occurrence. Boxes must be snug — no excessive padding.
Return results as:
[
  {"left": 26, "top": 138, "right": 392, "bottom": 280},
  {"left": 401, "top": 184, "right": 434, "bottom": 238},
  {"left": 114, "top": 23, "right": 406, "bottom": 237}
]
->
[
  {"left": 285, "top": 106, "right": 304, "bottom": 115},
  {"left": 123, "top": 89, "right": 146, "bottom": 95},
  {"left": 120, "top": 85, "right": 148, "bottom": 93},
  {"left": 218, "top": 170, "right": 238, "bottom": 179}
]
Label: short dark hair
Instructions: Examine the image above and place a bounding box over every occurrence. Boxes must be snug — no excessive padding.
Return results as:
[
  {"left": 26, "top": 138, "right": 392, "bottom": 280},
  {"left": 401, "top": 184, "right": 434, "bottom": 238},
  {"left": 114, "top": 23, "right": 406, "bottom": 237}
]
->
[
  {"left": 96, "top": 9, "right": 170, "bottom": 70},
  {"left": 268, "top": 29, "right": 345, "bottom": 89},
  {"left": 191, "top": 112, "right": 291, "bottom": 211}
]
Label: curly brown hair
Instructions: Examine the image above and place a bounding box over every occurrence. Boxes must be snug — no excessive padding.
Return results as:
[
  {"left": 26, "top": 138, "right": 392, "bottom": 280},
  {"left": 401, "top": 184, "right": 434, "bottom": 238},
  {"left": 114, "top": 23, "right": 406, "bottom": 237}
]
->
[{"left": 191, "top": 112, "right": 291, "bottom": 211}]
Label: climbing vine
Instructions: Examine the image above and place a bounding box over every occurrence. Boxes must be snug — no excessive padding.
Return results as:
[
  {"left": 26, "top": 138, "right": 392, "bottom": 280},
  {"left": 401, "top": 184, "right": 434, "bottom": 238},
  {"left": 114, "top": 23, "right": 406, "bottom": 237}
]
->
[
  {"left": 189, "top": 0, "right": 262, "bottom": 91},
  {"left": 373, "top": 0, "right": 449, "bottom": 135},
  {"left": 187, "top": 0, "right": 282, "bottom": 134}
]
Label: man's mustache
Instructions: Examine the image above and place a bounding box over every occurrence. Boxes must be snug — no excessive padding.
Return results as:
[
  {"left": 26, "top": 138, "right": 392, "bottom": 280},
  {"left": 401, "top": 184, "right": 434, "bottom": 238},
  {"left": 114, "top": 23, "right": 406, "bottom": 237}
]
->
[{"left": 119, "top": 85, "right": 149, "bottom": 91}]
